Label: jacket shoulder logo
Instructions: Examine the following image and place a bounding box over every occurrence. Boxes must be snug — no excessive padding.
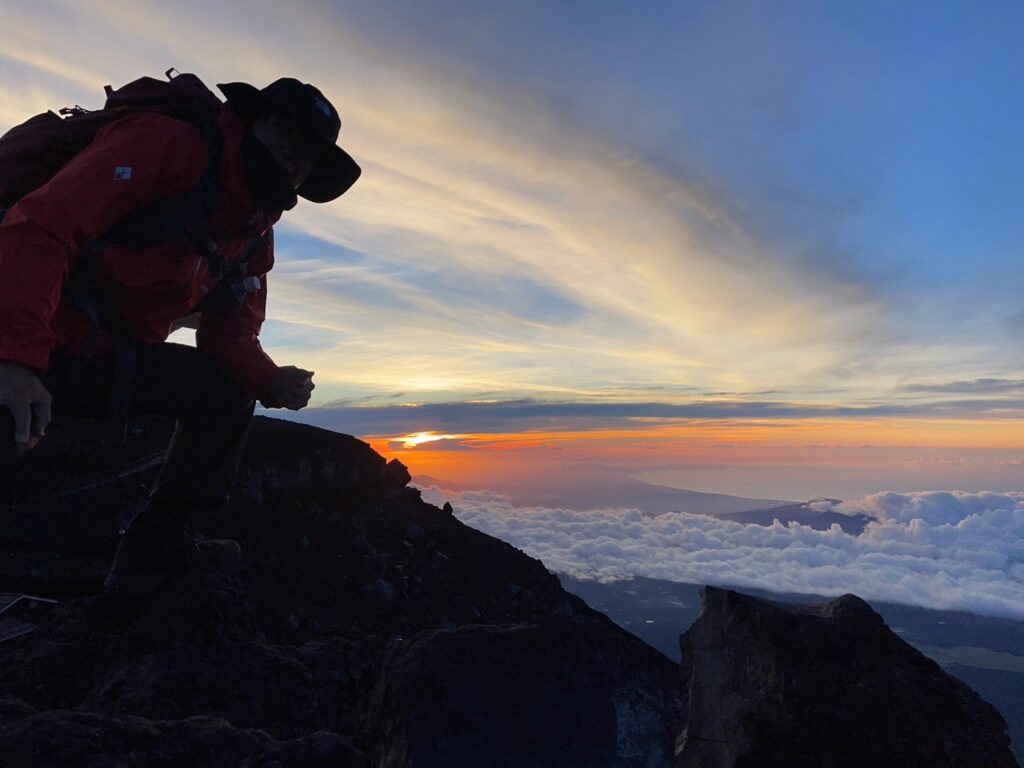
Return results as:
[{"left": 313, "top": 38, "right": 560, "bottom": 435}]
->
[{"left": 114, "top": 166, "right": 133, "bottom": 180}]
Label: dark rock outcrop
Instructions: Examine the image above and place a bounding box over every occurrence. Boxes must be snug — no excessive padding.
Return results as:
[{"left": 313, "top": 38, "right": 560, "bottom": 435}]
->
[
  {"left": 0, "top": 414, "right": 684, "bottom": 767},
  {"left": 358, "top": 602, "right": 680, "bottom": 767},
  {"left": 677, "top": 587, "right": 1017, "bottom": 768}
]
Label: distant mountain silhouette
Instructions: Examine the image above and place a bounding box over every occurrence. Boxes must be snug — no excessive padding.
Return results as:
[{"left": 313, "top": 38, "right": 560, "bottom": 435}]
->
[
  {"left": 414, "top": 472, "right": 789, "bottom": 517},
  {"left": 716, "top": 498, "right": 874, "bottom": 533}
]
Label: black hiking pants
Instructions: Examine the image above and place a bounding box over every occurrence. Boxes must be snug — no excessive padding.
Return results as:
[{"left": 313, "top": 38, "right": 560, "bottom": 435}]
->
[{"left": 0, "top": 342, "right": 255, "bottom": 509}]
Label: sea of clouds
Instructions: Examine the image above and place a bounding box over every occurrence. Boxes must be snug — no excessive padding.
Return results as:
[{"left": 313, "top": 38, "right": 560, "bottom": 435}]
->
[{"left": 420, "top": 487, "right": 1024, "bottom": 619}]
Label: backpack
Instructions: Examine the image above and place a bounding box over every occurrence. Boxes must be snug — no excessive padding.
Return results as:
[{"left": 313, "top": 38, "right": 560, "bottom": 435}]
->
[{"left": 0, "top": 68, "right": 222, "bottom": 208}]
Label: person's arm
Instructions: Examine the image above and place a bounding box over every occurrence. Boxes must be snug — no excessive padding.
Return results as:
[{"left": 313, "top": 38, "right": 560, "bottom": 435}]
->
[
  {"left": 0, "top": 112, "right": 207, "bottom": 371},
  {"left": 195, "top": 265, "right": 282, "bottom": 400},
  {"left": 196, "top": 235, "right": 314, "bottom": 409}
]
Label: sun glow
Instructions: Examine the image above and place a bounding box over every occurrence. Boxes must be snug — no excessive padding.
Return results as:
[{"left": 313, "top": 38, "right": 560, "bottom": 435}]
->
[{"left": 399, "top": 431, "right": 461, "bottom": 449}]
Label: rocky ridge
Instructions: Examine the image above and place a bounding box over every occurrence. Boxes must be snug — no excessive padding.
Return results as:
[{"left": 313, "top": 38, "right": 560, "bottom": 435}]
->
[
  {"left": 0, "top": 414, "right": 1016, "bottom": 766},
  {"left": 0, "top": 415, "right": 682, "bottom": 766},
  {"left": 678, "top": 587, "right": 1017, "bottom": 768}
]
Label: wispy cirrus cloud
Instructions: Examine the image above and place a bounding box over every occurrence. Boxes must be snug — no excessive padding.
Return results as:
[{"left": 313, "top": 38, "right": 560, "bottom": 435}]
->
[
  {"left": 901, "top": 379, "right": 1024, "bottom": 394},
  {"left": 1, "top": 0, "right": 892, "bottom": 407},
  {"left": 291, "top": 397, "right": 1024, "bottom": 440}
]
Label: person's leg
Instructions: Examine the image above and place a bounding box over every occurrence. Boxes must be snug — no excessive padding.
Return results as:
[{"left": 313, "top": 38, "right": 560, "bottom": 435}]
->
[
  {"left": 41, "top": 343, "right": 256, "bottom": 595},
  {"left": 47, "top": 343, "right": 256, "bottom": 507},
  {"left": 0, "top": 408, "right": 20, "bottom": 502}
]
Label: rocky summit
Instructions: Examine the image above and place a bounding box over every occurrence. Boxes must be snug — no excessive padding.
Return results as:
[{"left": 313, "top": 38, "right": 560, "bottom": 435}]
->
[
  {"left": 0, "top": 415, "right": 1016, "bottom": 767},
  {"left": 678, "top": 587, "right": 1017, "bottom": 768},
  {"left": 0, "top": 415, "right": 682, "bottom": 767}
]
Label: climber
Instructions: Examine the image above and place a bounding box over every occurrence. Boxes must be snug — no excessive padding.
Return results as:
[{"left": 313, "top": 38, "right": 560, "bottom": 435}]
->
[{"left": 0, "top": 76, "right": 361, "bottom": 596}]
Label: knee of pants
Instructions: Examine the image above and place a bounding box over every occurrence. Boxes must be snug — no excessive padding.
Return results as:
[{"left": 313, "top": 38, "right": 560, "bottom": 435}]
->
[
  {"left": 191, "top": 363, "right": 256, "bottom": 419},
  {"left": 218, "top": 382, "right": 256, "bottom": 418},
  {"left": 227, "top": 384, "right": 257, "bottom": 419}
]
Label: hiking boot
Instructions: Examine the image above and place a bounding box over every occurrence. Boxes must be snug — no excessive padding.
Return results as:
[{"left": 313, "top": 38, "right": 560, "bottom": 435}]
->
[{"left": 103, "top": 500, "right": 199, "bottom": 597}]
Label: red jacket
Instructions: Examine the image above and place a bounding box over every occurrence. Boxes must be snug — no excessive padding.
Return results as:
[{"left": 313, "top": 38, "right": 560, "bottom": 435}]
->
[{"left": 0, "top": 104, "right": 282, "bottom": 398}]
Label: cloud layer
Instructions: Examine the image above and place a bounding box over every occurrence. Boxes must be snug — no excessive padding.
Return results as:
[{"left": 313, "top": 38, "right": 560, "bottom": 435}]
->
[{"left": 421, "top": 486, "right": 1024, "bottom": 620}]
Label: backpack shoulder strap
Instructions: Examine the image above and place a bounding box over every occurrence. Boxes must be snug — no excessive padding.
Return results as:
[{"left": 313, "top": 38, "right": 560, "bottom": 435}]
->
[{"left": 195, "top": 231, "right": 270, "bottom": 316}]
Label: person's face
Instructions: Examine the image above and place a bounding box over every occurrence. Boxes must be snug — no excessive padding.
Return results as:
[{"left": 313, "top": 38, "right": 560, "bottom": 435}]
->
[{"left": 250, "top": 111, "right": 318, "bottom": 189}]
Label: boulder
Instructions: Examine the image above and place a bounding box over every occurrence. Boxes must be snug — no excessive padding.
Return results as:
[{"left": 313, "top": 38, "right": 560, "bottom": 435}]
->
[
  {"left": 677, "top": 587, "right": 1017, "bottom": 768},
  {"left": 358, "top": 600, "right": 683, "bottom": 768}
]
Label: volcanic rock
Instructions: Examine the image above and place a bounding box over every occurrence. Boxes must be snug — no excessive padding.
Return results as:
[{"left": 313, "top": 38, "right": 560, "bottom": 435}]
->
[
  {"left": 0, "top": 414, "right": 684, "bottom": 766},
  {"left": 358, "top": 600, "right": 680, "bottom": 767},
  {"left": 2, "top": 414, "right": 1014, "bottom": 767},
  {"left": 676, "top": 587, "right": 1017, "bottom": 768}
]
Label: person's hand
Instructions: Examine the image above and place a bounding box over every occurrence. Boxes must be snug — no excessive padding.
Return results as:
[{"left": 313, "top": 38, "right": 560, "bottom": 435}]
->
[
  {"left": 0, "top": 362, "right": 52, "bottom": 453},
  {"left": 259, "top": 366, "right": 315, "bottom": 410}
]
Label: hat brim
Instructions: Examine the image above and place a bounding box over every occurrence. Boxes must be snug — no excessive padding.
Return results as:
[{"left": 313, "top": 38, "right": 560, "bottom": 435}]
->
[
  {"left": 217, "top": 81, "right": 362, "bottom": 203},
  {"left": 296, "top": 142, "right": 362, "bottom": 203}
]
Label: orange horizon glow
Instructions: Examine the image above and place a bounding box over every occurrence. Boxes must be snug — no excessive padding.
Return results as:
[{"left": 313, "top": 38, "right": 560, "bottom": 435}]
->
[
  {"left": 369, "top": 416, "right": 1024, "bottom": 492},
  {"left": 375, "top": 416, "right": 1024, "bottom": 456}
]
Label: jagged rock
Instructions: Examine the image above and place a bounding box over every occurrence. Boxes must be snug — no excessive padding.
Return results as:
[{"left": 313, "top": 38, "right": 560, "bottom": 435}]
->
[
  {"left": 357, "top": 599, "right": 683, "bottom": 768},
  {"left": 361, "top": 578, "right": 398, "bottom": 615},
  {"left": 240, "top": 730, "right": 367, "bottom": 767},
  {"left": 0, "top": 414, "right": 684, "bottom": 765},
  {"left": 677, "top": 587, "right": 1017, "bottom": 768},
  {"left": 0, "top": 708, "right": 366, "bottom": 768},
  {"left": 0, "top": 710, "right": 270, "bottom": 768},
  {"left": 403, "top": 522, "right": 426, "bottom": 544},
  {"left": 384, "top": 458, "right": 411, "bottom": 487}
]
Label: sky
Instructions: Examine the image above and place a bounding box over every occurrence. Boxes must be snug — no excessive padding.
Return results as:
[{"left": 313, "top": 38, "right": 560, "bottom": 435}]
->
[{"left": 3, "top": 1, "right": 1024, "bottom": 613}]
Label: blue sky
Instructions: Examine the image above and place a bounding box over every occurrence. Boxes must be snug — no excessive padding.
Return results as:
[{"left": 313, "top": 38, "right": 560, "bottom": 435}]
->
[{"left": 337, "top": 0, "right": 1024, "bottom": 286}]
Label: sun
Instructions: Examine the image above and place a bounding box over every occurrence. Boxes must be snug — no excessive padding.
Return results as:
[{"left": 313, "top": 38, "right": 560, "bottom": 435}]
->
[{"left": 399, "top": 431, "right": 459, "bottom": 449}]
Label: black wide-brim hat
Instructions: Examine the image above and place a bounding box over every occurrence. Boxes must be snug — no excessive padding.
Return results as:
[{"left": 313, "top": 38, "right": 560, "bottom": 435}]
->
[{"left": 218, "top": 78, "right": 361, "bottom": 203}]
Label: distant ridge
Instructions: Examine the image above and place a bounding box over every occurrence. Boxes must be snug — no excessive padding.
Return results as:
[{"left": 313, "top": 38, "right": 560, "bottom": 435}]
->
[
  {"left": 414, "top": 473, "right": 790, "bottom": 517},
  {"left": 717, "top": 498, "right": 874, "bottom": 533}
]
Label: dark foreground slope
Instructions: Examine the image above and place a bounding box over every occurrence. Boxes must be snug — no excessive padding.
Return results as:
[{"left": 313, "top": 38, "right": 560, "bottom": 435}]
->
[
  {"left": 0, "top": 415, "right": 682, "bottom": 767},
  {"left": 0, "top": 415, "right": 1015, "bottom": 767}
]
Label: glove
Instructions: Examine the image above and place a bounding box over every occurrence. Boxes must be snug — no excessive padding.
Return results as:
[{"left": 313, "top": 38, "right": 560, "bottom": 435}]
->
[
  {"left": 0, "top": 361, "right": 53, "bottom": 449},
  {"left": 259, "top": 366, "right": 315, "bottom": 410}
]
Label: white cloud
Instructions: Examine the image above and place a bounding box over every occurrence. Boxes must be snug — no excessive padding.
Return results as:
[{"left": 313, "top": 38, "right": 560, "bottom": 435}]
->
[{"left": 421, "top": 486, "right": 1024, "bottom": 620}]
